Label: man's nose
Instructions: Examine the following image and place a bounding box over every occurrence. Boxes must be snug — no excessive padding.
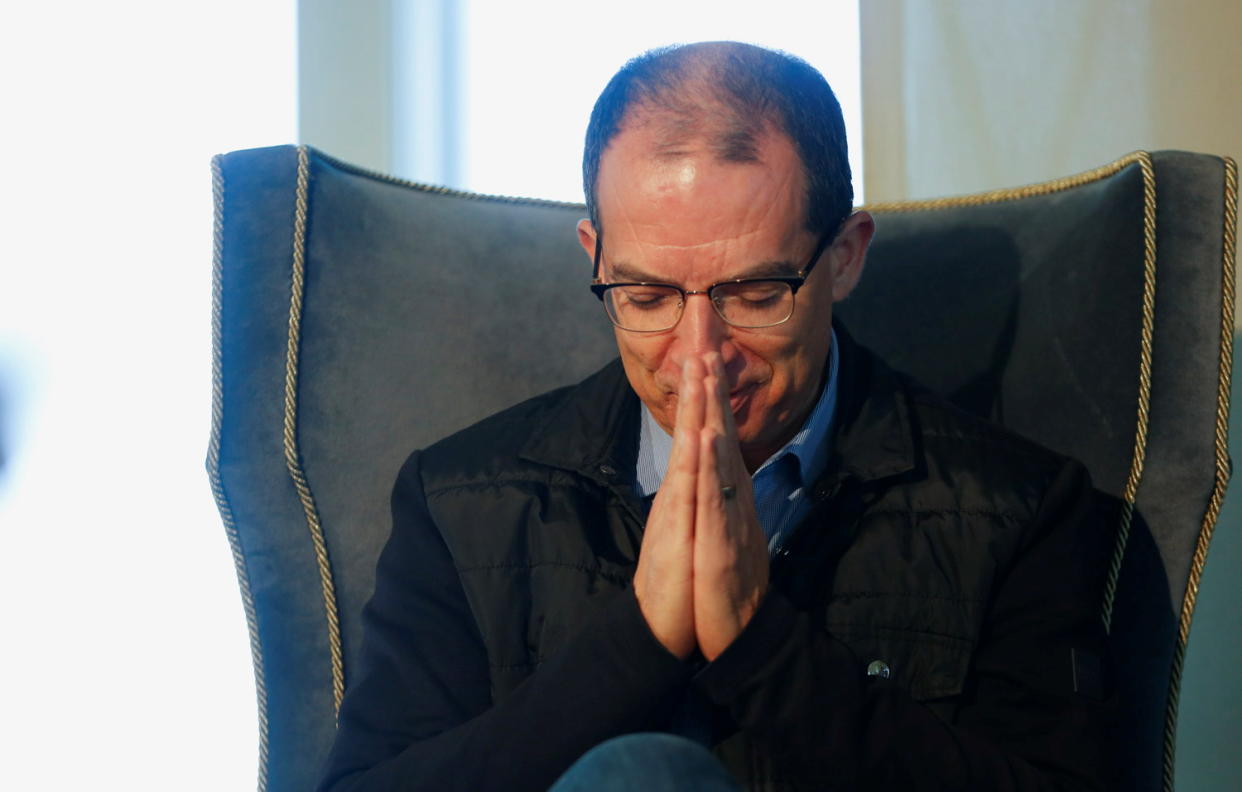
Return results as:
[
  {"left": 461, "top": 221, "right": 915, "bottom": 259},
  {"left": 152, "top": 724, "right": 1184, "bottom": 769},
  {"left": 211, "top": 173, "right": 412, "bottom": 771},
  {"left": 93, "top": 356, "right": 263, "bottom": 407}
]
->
[{"left": 671, "top": 292, "right": 731, "bottom": 363}]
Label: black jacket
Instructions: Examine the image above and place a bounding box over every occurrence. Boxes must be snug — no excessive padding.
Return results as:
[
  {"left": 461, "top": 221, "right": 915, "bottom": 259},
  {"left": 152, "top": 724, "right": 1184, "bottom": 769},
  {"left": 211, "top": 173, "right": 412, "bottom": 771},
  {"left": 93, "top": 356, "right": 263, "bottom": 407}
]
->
[{"left": 320, "top": 328, "right": 1111, "bottom": 792}]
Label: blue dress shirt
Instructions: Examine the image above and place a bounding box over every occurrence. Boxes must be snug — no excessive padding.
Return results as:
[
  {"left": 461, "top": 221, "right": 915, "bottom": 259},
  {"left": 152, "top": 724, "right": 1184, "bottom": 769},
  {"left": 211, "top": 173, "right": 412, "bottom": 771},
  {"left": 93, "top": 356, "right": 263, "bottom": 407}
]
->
[{"left": 635, "top": 330, "right": 840, "bottom": 555}]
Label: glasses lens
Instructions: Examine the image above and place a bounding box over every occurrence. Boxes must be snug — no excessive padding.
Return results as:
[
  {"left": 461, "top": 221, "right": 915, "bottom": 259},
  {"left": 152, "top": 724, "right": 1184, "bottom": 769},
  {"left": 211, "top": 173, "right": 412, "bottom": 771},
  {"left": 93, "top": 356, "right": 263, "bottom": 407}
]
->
[
  {"left": 604, "top": 285, "right": 684, "bottom": 331},
  {"left": 712, "top": 281, "right": 795, "bottom": 328}
]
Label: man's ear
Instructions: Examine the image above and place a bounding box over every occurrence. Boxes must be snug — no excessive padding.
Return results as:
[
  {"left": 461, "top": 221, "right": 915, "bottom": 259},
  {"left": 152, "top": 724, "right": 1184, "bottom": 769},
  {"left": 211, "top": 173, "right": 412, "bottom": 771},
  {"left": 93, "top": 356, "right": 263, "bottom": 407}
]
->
[
  {"left": 827, "top": 211, "right": 874, "bottom": 303},
  {"left": 577, "top": 218, "right": 598, "bottom": 264}
]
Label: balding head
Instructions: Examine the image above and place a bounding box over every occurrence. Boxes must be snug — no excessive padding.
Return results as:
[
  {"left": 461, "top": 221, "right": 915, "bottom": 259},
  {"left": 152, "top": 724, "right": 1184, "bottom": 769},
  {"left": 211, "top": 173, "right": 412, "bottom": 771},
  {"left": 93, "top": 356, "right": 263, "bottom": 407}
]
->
[{"left": 582, "top": 42, "right": 852, "bottom": 239}]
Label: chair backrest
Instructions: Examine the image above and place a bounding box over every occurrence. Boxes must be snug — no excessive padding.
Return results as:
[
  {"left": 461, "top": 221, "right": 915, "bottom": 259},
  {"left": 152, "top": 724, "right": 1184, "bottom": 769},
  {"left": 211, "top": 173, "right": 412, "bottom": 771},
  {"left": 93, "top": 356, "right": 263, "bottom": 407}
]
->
[{"left": 209, "top": 146, "right": 1235, "bottom": 792}]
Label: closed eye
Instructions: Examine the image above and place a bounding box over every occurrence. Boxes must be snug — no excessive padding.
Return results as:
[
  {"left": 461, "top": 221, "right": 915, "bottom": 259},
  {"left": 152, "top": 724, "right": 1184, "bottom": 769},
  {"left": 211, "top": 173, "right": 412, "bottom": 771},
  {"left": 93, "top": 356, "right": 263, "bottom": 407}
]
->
[{"left": 615, "top": 286, "right": 679, "bottom": 310}]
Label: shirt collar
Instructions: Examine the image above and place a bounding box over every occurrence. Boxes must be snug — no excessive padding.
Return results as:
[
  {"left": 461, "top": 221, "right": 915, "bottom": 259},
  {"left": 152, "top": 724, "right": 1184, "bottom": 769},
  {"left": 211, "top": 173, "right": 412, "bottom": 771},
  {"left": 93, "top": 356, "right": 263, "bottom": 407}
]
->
[{"left": 636, "top": 328, "right": 841, "bottom": 497}]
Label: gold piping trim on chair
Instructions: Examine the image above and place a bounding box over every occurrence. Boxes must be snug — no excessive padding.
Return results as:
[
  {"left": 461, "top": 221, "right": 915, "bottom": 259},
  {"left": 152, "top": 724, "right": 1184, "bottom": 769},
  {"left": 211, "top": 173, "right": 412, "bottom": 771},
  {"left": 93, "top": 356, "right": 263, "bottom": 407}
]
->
[
  {"left": 860, "top": 152, "right": 1153, "bottom": 215},
  {"left": 1104, "top": 152, "right": 1158, "bottom": 634},
  {"left": 862, "top": 151, "right": 1158, "bottom": 634},
  {"left": 1179, "top": 156, "right": 1237, "bottom": 646},
  {"left": 1160, "top": 156, "right": 1237, "bottom": 792},
  {"left": 285, "top": 145, "right": 347, "bottom": 715},
  {"left": 209, "top": 154, "right": 271, "bottom": 792},
  {"left": 316, "top": 147, "right": 587, "bottom": 210}
]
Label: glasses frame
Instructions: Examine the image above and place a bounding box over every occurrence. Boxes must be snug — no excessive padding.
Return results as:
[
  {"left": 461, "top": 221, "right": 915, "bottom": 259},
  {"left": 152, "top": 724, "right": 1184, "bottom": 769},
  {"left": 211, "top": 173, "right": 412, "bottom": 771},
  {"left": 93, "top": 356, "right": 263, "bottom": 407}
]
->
[{"left": 589, "top": 232, "right": 832, "bottom": 332}]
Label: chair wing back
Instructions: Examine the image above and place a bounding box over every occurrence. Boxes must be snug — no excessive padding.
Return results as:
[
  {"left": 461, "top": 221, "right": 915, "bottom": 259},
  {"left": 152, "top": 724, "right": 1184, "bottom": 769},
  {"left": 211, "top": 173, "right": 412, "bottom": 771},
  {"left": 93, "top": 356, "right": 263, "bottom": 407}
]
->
[
  {"left": 840, "top": 151, "right": 1236, "bottom": 792},
  {"left": 210, "top": 146, "right": 616, "bottom": 792},
  {"left": 209, "top": 146, "right": 1235, "bottom": 792}
]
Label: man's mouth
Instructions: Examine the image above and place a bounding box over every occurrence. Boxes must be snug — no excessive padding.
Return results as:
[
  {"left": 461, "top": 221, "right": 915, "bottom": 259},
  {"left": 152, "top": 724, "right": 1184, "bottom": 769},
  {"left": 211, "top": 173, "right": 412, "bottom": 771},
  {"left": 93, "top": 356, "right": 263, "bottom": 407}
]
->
[
  {"left": 728, "top": 383, "right": 757, "bottom": 415},
  {"left": 660, "top": 381, "right": 760, "bottom": 419}
]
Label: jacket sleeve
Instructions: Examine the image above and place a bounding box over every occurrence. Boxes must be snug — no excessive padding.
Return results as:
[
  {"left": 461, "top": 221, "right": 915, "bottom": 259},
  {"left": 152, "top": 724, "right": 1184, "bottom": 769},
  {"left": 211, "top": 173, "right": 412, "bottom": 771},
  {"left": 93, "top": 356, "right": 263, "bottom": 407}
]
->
[
  {"left": 694, "top": 457, "right": 1111, "bottom": 791},
  {"left": 317, "top": 451, "right": 691, "bottom": 792}
]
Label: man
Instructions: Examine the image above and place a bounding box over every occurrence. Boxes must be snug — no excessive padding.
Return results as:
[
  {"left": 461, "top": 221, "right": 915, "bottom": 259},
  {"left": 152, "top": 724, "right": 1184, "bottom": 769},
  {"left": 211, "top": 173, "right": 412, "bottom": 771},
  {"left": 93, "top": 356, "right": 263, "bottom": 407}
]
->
[{"left": 320, "top": 42, "right": 1109, "bottom": 791}]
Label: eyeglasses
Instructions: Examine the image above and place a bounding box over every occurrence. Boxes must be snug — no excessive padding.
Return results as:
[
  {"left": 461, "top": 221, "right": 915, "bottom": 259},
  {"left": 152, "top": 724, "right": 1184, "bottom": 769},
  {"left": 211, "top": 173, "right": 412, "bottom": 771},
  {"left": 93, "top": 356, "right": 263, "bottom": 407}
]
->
[{"left": 589, "top": 233, "right": 831, "bottom": 333}]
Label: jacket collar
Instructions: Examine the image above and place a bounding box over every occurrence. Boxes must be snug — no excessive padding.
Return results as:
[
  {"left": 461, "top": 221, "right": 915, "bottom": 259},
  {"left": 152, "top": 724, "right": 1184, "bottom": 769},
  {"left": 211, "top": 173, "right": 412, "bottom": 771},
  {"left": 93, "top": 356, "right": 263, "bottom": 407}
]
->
[
  {"left": 821, "top": 322, "right": 918, "bottom": 488},
  {"left": 519, "top": 357, "right": 640, "bottom": 488},
  {"left": 519, "top": 321, "right": 917, "bottom": 490}
]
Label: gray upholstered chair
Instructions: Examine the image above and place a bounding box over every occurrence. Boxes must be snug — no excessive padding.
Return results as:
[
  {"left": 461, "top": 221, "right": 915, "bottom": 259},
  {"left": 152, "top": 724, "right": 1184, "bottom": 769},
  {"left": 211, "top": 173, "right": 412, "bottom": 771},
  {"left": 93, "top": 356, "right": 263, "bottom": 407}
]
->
[{"left": 208, "top": 146, "right": 1236, "bottom": 792}]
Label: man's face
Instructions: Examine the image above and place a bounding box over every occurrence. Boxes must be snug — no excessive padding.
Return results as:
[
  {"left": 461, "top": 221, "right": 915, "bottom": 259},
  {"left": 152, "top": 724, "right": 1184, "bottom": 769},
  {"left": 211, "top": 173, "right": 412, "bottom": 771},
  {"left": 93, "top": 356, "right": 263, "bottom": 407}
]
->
[{"left": 579, "top": 118, "right": 870, "bottom": 470}]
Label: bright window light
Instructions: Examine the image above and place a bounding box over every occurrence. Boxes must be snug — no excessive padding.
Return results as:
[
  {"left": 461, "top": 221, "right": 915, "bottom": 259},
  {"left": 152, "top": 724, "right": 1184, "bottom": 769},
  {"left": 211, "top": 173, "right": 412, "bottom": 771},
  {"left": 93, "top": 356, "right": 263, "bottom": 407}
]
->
[
  {"left": 0, "top": 2, "right": 294, "bottom": 788},
  {"left": 462, "top": 0, "right": 863, "bottom": 203}
]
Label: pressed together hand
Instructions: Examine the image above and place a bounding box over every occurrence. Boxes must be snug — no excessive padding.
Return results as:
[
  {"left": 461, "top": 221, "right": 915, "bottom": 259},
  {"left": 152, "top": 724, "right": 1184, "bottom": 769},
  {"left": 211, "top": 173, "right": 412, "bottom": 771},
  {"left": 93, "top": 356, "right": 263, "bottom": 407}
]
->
[{"left": 632, "top": 353, "right": 770, "bottom": 661}]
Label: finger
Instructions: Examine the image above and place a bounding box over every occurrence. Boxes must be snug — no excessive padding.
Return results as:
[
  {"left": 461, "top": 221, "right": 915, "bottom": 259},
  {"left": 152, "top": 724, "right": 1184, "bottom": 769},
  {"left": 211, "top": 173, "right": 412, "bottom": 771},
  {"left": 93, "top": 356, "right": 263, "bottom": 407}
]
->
[
  {"left": 681, "top": 355, "right": 707, "bottom": 434},
  {"left": 703, "top": 352, "right": 742, "bottom": 440},
  {"left": 694, "top": 358, "right": 730, "bottom": 540},
  {"left": 700, "top": 355, "right": 738, "bottom": 498},
  {"left": 655, "top": 358, "right": 703, "bottom": 514},
  {"left": 670, "top": 358, "right": 706, "bottom": 475},
  {"left": 697, "top": 435, "right": 753, "bottom": 528},
  {"left": 698, "top": 357, "right": 736, "bottom": 510},
  {"left": 696, "top": 421, "right": 724, "bottom": 513},
  {"left": 698, "top": 414, "right": 735, "bottom": 518},
  {"left": 700, "top": 352, "right": 727, "bottom": 437},
  {"left": 638, "top": 361, "right": 701, "bottom": 659},
  {"left": 700, "top": 352, "right": 750, "bottom": 500}
]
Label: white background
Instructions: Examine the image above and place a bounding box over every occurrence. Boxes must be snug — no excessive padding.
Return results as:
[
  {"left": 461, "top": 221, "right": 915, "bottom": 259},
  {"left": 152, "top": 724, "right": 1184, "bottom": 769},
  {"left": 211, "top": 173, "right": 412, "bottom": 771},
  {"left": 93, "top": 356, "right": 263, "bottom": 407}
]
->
[
  {"left": 462, "top": 0, "right": 862, "bottom": 203},
  {"left": 0, "top": 2, "right": 295, "bottom": 787}
]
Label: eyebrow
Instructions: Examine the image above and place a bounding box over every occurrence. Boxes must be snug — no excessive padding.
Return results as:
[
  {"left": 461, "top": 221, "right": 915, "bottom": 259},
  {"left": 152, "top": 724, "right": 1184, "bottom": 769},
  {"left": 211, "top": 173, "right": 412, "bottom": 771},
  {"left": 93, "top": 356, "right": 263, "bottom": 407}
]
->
[{"left": 607, "top": 259, "right": 801, "bottom": 283}]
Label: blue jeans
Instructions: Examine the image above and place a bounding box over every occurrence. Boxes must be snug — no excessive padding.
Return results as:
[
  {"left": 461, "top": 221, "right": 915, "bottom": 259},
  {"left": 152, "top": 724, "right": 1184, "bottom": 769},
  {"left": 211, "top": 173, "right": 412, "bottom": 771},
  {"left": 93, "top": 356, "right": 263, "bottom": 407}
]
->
[{"left": 548, "top": 733, "right": 742, "bottom": 792}]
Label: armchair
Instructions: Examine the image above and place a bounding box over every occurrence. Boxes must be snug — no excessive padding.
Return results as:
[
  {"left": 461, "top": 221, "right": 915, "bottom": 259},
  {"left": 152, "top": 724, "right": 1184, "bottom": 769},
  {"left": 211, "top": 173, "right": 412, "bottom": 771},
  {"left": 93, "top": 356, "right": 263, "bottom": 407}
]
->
[{"left": 208, "top": 146, "right": 1236, "bottom": 791}]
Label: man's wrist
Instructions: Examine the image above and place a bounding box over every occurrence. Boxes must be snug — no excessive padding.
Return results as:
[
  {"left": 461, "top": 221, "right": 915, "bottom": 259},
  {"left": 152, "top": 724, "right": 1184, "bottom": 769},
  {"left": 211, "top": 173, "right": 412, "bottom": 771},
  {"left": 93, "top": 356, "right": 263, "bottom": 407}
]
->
[{"left": 693, "top": 588, "right": 797, "bottom": 701}]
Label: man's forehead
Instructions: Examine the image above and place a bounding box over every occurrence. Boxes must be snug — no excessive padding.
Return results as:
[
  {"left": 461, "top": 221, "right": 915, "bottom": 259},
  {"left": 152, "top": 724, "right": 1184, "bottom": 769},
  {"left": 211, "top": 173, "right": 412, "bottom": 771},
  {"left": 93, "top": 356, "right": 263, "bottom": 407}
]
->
[
  {"left": 596, "top": 118, "right": 807, "bottom": 238},
  {"left": 601, "top": 115, "right": 799, "bottom": 185},
  {"left": 618, "top": 104, "right": 771, "bottom": 164}
]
